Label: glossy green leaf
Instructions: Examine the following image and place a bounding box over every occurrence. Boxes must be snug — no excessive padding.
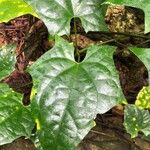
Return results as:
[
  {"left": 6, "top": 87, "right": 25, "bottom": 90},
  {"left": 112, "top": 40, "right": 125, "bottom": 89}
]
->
[
  {"left": 105, "top": 0, "right": 150, "bottom": 33},
  {"left": 124, "top": 105, "right": 150, "bottom": 138},
  {"left": 0, "top": 0, "right": 37, "bottom": 23},
  {"left": 29, "top": 36, "right": 124, "bottom": 149},
  {"left": 25, "top": 0, "right": 107, "bottom": 35},
  {"left": 0, "top": 45, "right": 16, "bottom": 80},
  {"left": 130, "top": 47, "right": 150, "bottom": 83},
  {"left": 0, "top": 84, "right": 34, "bottom": 145}
]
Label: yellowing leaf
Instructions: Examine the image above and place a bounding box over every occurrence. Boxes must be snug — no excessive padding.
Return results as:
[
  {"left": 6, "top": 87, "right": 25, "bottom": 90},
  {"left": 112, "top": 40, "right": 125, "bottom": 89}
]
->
[{"left": 135, "top": 86, "right": 150, "bottom": 109}]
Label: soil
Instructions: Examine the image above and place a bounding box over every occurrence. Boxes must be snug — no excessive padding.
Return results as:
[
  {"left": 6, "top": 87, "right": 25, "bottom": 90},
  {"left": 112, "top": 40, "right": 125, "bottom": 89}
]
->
[
  {"left": 0, "top": 137, "right": 36, "bottom": 150},
  {"left": 0, "top": 5, "right": 150, "bottom": 150}
]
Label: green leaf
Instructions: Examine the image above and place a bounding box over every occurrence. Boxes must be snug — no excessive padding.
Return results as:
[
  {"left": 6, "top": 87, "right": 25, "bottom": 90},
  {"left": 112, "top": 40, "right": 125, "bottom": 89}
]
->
[
  {"left": 0, "top": 0, "right": 37, "bottom": 23},
  {"left": 0, "top": 84, "right": 34, "bottom": 145},
  {"left": 29, "top": 36, "right": 124, "bottom": 149},
  {"left": 105, "top": 0, "right": 150, "bottom": 33},
  {"left": 127, "top": 47, "right": 150, "bottom": 138},
  {"left": 124, "top": 104, "right": 150, "bottom": 138},
  {"left": 130, "top": 47, "right": 150, "bottom": 83},
  {"left": 0, "top": 45, "right": 16, "bottom": 80},
  {"left": 25, "top": 0, "right": 108, "bottom": 35}
]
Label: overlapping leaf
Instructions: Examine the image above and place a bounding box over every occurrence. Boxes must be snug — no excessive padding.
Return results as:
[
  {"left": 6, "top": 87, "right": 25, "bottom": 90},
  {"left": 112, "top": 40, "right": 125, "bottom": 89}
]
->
[
  {"left": 124, "top": 105, "right": 150, "bottom": 138},
  {"left": 25, "top": 0, "right": 107, "bottom": 35},
  {"left": 0, "top": 84, "right": 34, "bottom": 145},
  {"left": 0, "top": 45, "right": 16, "bottom": 80},
  {"left": 29, "top": 36, "right": 124, "bottom": 149},
  {"left": 0, "top": 0, "right": 37, "bottom": 23},
  {"left": 124, "top": 48, "right": 150, "bottom": 138},
  {"left": 105, "top": 0, "right": 150, "bottom": 33},
  {"left": 130, "top": 47, "right": 150, "bottom": 83}
]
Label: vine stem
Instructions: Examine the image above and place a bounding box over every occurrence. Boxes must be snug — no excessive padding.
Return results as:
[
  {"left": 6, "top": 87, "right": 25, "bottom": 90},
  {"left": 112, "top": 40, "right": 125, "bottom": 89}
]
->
[
  {"left": 73, "top": 19, "right": 81, "bottom": 62},
  {"left": 79, "top": 39, "right": 116, "bottom": 54},
  {"left": 87, "top": 31, "right": 150, "bottom": 39},
  {"left": 79, "top": 31, "right": 150, "bottom": 54}
]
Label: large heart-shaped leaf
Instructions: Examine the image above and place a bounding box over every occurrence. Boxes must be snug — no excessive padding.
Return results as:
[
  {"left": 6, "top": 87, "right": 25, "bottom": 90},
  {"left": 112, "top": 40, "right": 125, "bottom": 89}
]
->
[
  {"left": 0, "top": 84, "right": 34, "bottom": 145},
  {"left": 0, "top": 0, "right": 37, "bottom": 23},
  {"left": 0, "top": 45, "right": 16, "bottom": 80},
  {"left": 105, "top": 0, "right": 150, "bottom": 33},
  {"left": 29, "top": 36, "right": 124, "bottom": 149},
  {"left": 124, "top": 104, "right": 150, "bottom": 138},
  {"left": 25, "top": 0, "right": 108, "bottom": 35}
]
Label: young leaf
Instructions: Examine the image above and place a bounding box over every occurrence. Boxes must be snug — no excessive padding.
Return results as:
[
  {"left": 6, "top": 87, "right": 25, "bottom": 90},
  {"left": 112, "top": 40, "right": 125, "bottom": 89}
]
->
[
  {"left": 124, "top": 105, "right": 150, "bottom": 138},
  {"left": 29, "top": 36, "right": 124, "bottom": 149},
  {"left": 0, "top": 84, "right": 34, "bottom": 145},
  {"left": 105, "top": 0, "right": 150, "bottom": 33},
  {"left": 0, "top": 45, "right": 16, "bottom": 80},
  {"left": 0, "top": 0, "right": 37, "bottom": 23},
  {"left": 25, "top": 0, "right": 108, "bottom": 35}
]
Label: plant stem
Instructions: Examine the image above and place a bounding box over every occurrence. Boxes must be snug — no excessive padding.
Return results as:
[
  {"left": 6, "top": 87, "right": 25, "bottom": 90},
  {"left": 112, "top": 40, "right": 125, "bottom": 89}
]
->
[
  {"left": 73, "top": 19, "right": 81, "bottom": 62},
  {"left": 87, "top": 31, "right": 150, "bottom": 39},
  {"left": 79, "top": 39, "right": 116, "bottom": 54}
]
